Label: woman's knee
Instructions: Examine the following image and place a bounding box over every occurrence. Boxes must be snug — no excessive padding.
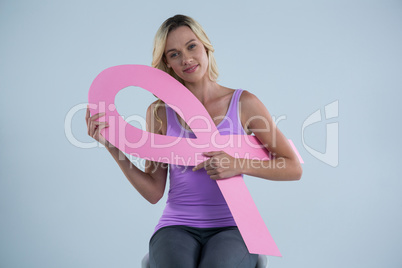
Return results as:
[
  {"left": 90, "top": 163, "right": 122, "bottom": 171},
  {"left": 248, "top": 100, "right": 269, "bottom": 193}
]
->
[
  {"left": 198, "top": 228, "right": 258, "bottom": 268},
  {"left": 149, "top": 226, "right": 201, "bottom": 268}
]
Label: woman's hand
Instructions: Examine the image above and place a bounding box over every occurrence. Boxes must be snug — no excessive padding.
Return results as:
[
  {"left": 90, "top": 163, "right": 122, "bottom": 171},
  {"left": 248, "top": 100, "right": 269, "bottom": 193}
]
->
[
  {"left": 192, "top": 151, "right": 242, "bottom": 180},
  {"left": 85, "top": 105, "right": 110, "bottom": 146}
]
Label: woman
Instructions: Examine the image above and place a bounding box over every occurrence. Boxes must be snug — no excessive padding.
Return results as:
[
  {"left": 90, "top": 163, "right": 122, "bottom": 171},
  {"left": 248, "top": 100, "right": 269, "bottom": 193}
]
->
[{"left": 86, "top": 14, "right": 302, "bottom": 268}]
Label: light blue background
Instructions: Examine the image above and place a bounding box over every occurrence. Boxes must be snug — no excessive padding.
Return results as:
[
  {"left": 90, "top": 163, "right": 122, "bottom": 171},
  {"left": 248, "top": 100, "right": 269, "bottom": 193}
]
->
[{"left": 1, "top": 0, "right": 401, "bottom": 267}]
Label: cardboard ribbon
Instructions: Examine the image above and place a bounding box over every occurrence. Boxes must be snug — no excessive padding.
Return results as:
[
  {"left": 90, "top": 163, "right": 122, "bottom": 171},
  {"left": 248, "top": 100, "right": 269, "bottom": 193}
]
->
[{"left": 88, "top": 64, "right": 303, "bottom": 256}]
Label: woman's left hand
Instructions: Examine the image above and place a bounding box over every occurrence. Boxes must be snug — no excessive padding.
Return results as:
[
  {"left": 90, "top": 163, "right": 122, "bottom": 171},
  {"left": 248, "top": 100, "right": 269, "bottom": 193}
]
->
[{"left": 192, "top": 151, "right": 242, "bottom": 180}]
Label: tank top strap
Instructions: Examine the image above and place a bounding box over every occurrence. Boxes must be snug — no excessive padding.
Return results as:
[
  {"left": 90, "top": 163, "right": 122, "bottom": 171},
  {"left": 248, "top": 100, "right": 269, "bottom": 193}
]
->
[
  {"left": 219, "top": 89, "right": 247, "bottom": 136},
  {"left": 226, "top": 89, "right": 244, "bottom": 121}
]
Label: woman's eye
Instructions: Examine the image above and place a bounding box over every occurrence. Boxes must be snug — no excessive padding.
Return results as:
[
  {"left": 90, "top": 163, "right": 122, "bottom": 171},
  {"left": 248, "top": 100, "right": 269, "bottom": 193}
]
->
[
  {"left": 189, "top": 44, "right": 196, "bottom": 49},
  {"left": 170, "top": 52, "right": 178, "bottom": 58}
]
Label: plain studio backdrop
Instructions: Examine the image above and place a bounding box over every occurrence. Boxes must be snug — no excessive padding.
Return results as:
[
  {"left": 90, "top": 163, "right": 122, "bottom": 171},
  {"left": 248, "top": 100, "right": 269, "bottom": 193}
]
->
[{"left": 1, "top": 0, "right": 401, "bottom": 267}]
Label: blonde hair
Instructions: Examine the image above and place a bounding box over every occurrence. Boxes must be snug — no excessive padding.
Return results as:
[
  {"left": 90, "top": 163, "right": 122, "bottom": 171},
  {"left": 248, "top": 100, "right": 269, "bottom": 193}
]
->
[{"left": 151, "top": 15, "right": 219, "bottom": 132}]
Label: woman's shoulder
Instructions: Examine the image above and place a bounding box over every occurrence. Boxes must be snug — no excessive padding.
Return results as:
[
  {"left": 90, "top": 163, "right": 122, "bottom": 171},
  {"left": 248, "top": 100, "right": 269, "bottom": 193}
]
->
[
  {"left": 239, "top": 89, "right": 261, "bottom": 106},
  {"left": 216, "top": 85, "right": 262, "bottom": 107},
  {"left": 219, "top": 86, "right": 261, "bottom": 108},
  {"left": 238, "top": 89, "right": 272, "bottom": 131}
]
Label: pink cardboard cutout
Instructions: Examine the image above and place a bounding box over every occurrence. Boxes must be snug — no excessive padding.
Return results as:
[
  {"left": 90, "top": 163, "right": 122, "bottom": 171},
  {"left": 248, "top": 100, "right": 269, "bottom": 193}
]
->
[{"left": 88, "top": 65, "right": 303, "bottom": 256}]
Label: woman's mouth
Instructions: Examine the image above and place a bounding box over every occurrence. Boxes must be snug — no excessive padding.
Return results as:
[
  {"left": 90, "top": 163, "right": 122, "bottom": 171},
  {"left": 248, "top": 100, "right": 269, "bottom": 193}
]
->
[{"left": 183, "top": 65, "right": 198, "bottom": 73}]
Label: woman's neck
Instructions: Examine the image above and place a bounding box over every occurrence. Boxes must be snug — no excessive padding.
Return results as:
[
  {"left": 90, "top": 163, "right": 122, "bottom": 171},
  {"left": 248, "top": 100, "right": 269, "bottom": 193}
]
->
[{"left": 184, "top": 78, "right": 222, "bottom": 105}]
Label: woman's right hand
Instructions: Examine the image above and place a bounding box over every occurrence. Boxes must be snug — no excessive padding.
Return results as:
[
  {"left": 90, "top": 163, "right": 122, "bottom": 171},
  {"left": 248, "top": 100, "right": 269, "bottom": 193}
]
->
[{"left": 85, "top": 105, "right": 110, "bottom": 146}]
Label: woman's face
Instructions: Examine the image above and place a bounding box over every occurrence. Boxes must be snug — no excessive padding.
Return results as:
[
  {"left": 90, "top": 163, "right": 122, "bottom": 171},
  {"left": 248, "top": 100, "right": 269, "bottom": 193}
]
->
[{"left": 164, "top": 26, "right": 209, "bottom": 84}]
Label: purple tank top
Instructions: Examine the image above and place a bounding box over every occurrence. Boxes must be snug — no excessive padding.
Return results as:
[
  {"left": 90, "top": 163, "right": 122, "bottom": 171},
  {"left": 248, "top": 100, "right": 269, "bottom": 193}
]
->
[{"left": 154, "top": 89, "right": 247, "bottom": 232}]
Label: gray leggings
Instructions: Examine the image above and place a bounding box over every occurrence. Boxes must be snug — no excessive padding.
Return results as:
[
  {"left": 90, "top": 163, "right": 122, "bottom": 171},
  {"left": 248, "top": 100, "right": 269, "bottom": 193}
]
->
[{"left": 149, "top": 225, "right": 258, "bottom": 268}]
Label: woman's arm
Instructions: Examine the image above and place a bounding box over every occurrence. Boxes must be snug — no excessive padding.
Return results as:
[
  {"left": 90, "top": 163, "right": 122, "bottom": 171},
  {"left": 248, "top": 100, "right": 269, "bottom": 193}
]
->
[
  {"left": 193, "top": 91, "right": 302, "bottom": 181},
  {"left": 86, "top": 102, "right": 168, "bottom": 203},
  {"left": 237, "top": 90, "right": 302, "bottom": 181}
]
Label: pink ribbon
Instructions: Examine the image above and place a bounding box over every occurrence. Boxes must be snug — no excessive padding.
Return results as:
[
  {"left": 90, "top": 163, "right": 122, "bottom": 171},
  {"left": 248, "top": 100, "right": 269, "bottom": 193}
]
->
[{"left": 88, "top": 64, "right": 303, "bottom": 256}]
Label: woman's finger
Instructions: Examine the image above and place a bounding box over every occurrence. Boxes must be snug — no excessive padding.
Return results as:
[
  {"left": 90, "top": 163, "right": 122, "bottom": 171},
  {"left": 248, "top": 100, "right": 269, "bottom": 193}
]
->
[
  {"left": 207, "top": 169, "right": 219, "bottom": 176},
  {"left": 87, "top": 110, "right": 105, "bottom": 131},
  {"left": 193, "top": 156, "right": 214, "bottom": 171},
  {"left": 91, "top": 121, "right": 107, "bottom": 126},
  {"left": 204, "top": 162, "right": 215, "bottom": 171},
  {"left": 97, "top": 122, "right": 109, "bottom": 130},
  {"left": 87, "top": 112, "right": 106, "bottom": 129},
  {"left": 95, "top": 122, "right": 109, "bottom": 141},
  {"left": 90, "top": 121, "right": 107, "bottom": 137},
  {"left": 89, "top": 112, "right": 106, "bottom": 121},
  {"left": 202, "top": 151, "right": 224, "bottom": 157},
  {"left": 203, "top": 158, "right": 217, "bottom": 170},
  {"left": 85, "top": 106, "right": 90, "bottom": 125},
  {"left": 88, "top": 117, "right": 108, "bottom": 135},
  {"left": 210, "top": 157, "right": 219, "bottom": 168},
  {"left": 210, "top": 174, "right": 222, "bottom": 180}
]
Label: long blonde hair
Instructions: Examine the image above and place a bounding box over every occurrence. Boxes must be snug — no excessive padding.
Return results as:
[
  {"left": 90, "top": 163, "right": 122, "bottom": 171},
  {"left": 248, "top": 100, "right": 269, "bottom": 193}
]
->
[{"left": 151, "top": 15, "right": 219, "bottom": 132}]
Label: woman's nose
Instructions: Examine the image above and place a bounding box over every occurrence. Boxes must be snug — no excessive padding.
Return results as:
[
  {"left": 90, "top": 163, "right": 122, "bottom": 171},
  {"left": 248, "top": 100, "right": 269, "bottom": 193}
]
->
[{"left": 181, "top": 51, "right": 192, "bottom": 65}]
